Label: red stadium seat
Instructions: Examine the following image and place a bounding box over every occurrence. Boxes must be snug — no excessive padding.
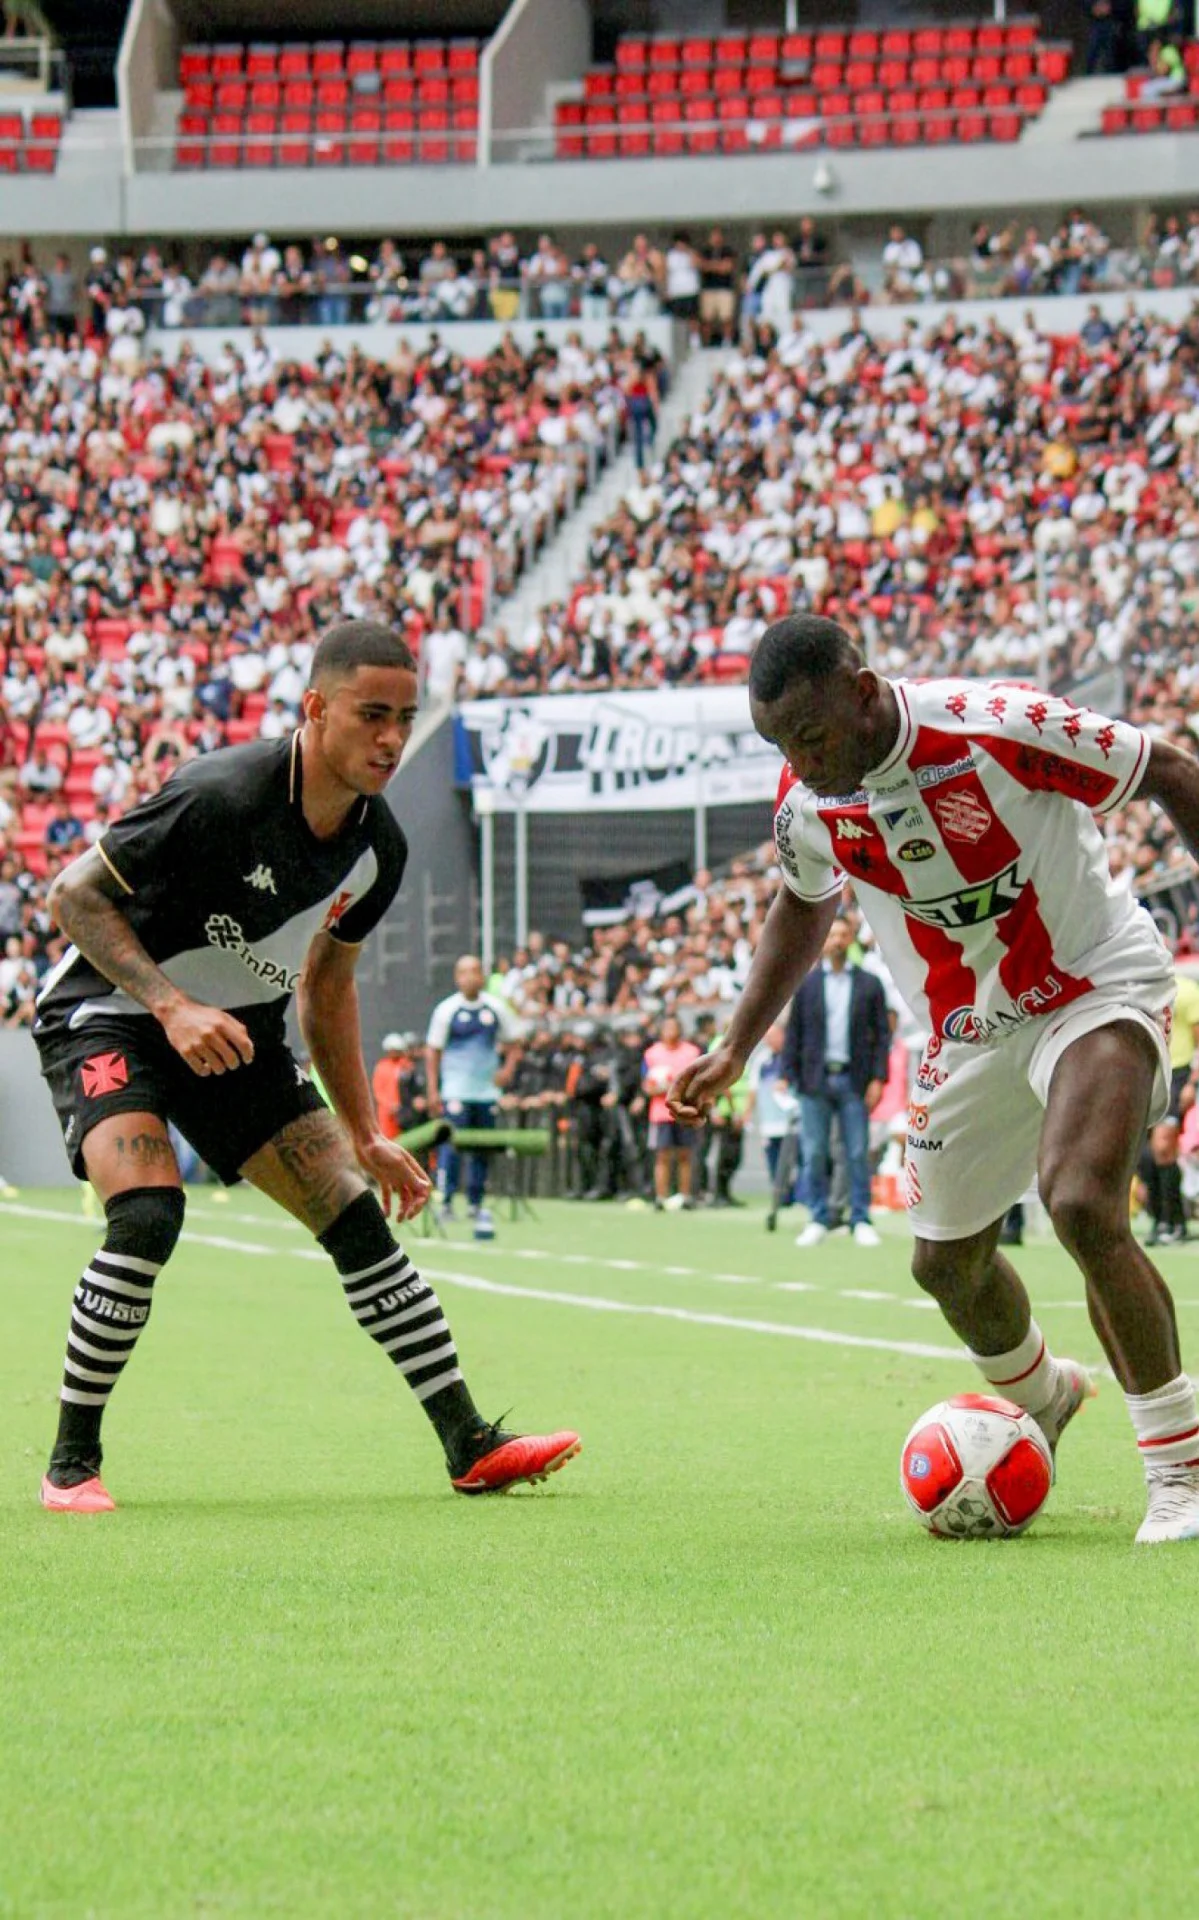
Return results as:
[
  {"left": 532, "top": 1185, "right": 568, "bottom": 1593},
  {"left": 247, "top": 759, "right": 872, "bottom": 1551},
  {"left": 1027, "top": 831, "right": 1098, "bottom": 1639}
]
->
[
  {"left": 179, "top": 47, "right": 210, "bottom": 82},
  {"left": 283, "top": 79, "right": 314, "bottom": 110},
  {"left": 583, "top": 68, "right": 614, "bottom": 98},
  {"left": 279, "top": 47, "right": 310, "bottom": 79},
  {"left": 246, "top": 45, "right": 278, "bottom": 78},
  {"left": 878, "top": 59, "right": 908, "bottom": 89},
  {"left": 451, "top": 73, "right": 479, "bottom": 106},
  {"left": 30, "top": 111, "right": 62, "bottom": 141},
  {"left": 348, "top": 104, "right": 380, "bottom": 162},
  {"left": 316, "top": 78, "right": 349, "bottom": 107},
  {"left": 23, "top": 143, "right": 58, "bottom": 171},
  {"left": 647, "top": 68, "right": 679, "bottom": 97},
  {"left": 382, "top": 107, "right": 414, "bottom": 162},
  {"left": 347, "top": 43, "right": 378, "bottom": 76},
  {"left": 857, "top": 114, "right": 890, "bottom": 146},
  {"left": 945, "top": 27, "right": 975, "bottom": 55},
  {"left": 448, "top": 39, "right": 479, "bottom": 72},
  {"left": 848, "top": 30, "right": 880, "bottom": 59},
  {"left": 383, "top": 76, "right": 415, "bottom": 104},
  {"left": 615, "top": 37, "right": 649, "bottom": 70},
  {"left": 1038, "top": 46, "right": 1072, "bottom": 85},
  {"left": 923, "top": 112, "right": 954, "bottom": 142},
  {"left": 214, "top": 79, "right": 247, "bottom": 111},
  {"left": 682, "top": 37, "right": 713, "bottom": 67},
  {"left": 826, "top": 119, "right": 856, "bottom": 147},
  {"left": 278, "top": 112, "right": 311, "bottom": 165},
  {"left": 312, "top": 42, "right": 345, "bottom": 77},
  {"left": 989, "top": 110, "right": 1021, "bottom": 140},
  {"left": 680, "top": 67, "right": 710, "bottom": 96},
  {"left": 713, "top": 66, "right": 745, "bottom": 95},
  {"left": 379, "top": 45, "right": 411, "bottom": 75},
  {"left": 845, "top": 60, "right": 876, "bottom": 90},
  {"left": 715, "top": 34, "right": 748, "bottom": 64},
  {"left": 781, "top": 33, "right": 813, "bottom": 65},
  {"left": 650, "top": 37, "right": 681, "bottom": 68},
  {"left": 814, "top": 31, "right": 847, "bottom": 61},
  {"left": 419, "top": 75, "right": 450, "bottom": 104},
  {"left": 1166, "top": 98, "right": 1199, "bottom": 129},
  {"left": 1101, "top": 103, "right": 1130, "bottom": 134},
  {"left": 211, "top": 44, "right": 242, "bottom": 78},
  {"left": 249, "top": 79, "right": 280, "bottom": 110}
]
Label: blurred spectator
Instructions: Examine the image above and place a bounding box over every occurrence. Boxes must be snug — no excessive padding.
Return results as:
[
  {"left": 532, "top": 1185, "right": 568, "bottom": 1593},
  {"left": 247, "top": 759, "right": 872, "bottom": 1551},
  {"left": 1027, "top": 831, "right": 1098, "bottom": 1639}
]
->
[
  {"left": 643, "top": 1013, "right": 702, "bottom": 1210},
  {"left": 784, "top": 916, "right": 890, "bottom": 1250}
]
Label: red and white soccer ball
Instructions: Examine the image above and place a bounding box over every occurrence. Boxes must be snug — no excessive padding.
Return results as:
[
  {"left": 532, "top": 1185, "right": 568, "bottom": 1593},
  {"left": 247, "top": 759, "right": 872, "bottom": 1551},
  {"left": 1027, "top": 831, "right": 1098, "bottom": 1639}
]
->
[{"left": 900, "top": 1393, "right": 1053, "bottom": 1539}]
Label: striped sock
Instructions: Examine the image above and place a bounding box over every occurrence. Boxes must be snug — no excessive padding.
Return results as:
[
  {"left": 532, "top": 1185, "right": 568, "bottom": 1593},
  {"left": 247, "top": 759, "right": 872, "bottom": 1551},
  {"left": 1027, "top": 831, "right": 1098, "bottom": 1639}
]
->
[
  {"left": 969, "top": 1319, "right": 1058, "bottom": 1417},
  {"left": 1126, "top": 1373, "right": 1199, "bottom": 1472},
  {"left": 319, "top": 1192, "right": 480, "bottom": 1456},
  {"left": 52, "top": 1186, "right": 186, "bottom": 1477}
]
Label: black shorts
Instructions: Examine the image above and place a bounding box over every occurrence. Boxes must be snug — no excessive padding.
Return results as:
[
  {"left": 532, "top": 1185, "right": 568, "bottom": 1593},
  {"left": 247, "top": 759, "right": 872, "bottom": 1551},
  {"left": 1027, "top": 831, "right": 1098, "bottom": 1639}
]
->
[
  {"left": 37, "top": 1017, "right": 327, "bottom": 1184},
  {"left": 649, "top": 1120, "right": 698, "bottom": 1152}
]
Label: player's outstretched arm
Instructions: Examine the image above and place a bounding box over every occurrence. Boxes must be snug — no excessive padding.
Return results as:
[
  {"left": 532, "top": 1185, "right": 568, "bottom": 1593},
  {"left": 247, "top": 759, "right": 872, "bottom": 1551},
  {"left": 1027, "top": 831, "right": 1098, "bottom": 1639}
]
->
[
  {"left": 1138, "top": 740, "right": 1199, "bottom": 867},
  {"left": 48, "top": 848, "right": 254, "bottom": 1075},
  {"left": 298, "top": 930, "right": 431, "bottom": 1221},
  {"left": 669, "top": 887, "right": 839, "bottom": 1122}
]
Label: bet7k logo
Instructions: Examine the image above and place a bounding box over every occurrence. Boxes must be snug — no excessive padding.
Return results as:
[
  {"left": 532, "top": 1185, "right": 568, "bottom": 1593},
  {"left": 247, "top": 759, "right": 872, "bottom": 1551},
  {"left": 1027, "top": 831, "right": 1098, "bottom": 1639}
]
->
[{"left": 902, "top": 862, "right": 1022, "bottom": 932}]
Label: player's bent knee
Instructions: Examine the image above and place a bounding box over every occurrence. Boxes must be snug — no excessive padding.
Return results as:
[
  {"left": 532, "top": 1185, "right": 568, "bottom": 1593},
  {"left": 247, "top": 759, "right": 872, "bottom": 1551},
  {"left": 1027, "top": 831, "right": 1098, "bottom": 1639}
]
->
[
  {"left": 911, "top": 1235, "right": 987, "bottom": 1302},
  {"left": 104, "top": 1184, "right": 187, "bottom": 1266},
  {"left": 1044, "top": 1183, "right": 1127, "bottom": 1258}
]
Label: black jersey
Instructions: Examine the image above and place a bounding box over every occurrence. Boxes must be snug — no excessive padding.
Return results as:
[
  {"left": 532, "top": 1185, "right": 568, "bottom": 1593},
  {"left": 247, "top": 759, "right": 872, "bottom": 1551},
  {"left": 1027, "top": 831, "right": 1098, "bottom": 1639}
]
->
[{"left": 34, "top": 732, "right": 407, "bottom": 1053}]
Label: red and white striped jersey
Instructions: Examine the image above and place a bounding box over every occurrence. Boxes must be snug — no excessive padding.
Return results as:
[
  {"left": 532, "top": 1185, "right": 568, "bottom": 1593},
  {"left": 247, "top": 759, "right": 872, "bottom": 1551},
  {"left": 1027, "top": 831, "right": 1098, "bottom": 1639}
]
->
[{"left": 774, "top": 678, "right": 1171, "bottom": 1045}]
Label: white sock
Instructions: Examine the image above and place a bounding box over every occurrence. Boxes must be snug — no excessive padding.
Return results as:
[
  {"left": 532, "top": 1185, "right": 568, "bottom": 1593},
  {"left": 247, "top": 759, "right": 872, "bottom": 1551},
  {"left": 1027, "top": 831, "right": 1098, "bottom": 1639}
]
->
[
  {"left": 969, "top": 1319, "right": 1057, "bottom": 1416},
  {"left": 1126, "top": 1374, "right": 1199, "bottom": 1473}
]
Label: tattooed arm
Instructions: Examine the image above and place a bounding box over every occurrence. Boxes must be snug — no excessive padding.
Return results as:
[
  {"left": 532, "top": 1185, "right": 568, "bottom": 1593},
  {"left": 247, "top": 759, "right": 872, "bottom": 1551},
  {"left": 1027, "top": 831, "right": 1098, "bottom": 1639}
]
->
[
  {"left": 47, "top": 848, "right": 254, "bottom": 1076},
  {"left": 297, "top": 930, "right": 430, "bottom": 1220}
]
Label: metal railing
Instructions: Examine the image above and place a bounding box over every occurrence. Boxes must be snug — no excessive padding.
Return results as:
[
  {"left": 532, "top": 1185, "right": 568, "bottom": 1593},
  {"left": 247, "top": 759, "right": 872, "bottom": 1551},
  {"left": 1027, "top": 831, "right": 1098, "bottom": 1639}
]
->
[
  {"left": 0, "top": 34, "right": 64, "bottom": 97},
  {"left": 118, "top": 278, "right": 680, "bottom": 329}
]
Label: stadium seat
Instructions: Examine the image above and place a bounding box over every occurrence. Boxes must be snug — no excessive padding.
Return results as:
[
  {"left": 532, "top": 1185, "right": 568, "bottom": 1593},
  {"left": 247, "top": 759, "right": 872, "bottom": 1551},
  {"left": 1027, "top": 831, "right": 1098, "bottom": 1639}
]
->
[
  {"left": 245, "top": 44, "right": 278, "bottom": 78},
  {"left": 347, "top": 43, "right": 378, "bottom": 76},
  {"left": 279, "top": 47, "right": 310, "bottom": 78},
  {"left": 448, "top": 39, "right": 479, "bottom": 72},
  {"left": 278, "top": 112, "right": 311, "bottom": 165},
  {"left": 379, "top": 44, "right": 411, "bottom": 75},
  {"left": 313, "top": 42, "right": 345, "bottom": 77}
]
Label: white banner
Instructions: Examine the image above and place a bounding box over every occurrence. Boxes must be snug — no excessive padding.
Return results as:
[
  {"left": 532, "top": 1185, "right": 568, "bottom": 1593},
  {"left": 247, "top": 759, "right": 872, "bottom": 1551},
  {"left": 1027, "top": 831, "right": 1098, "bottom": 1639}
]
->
[{"left": 454, "top": 688, "right": 780, "bottom": 814}]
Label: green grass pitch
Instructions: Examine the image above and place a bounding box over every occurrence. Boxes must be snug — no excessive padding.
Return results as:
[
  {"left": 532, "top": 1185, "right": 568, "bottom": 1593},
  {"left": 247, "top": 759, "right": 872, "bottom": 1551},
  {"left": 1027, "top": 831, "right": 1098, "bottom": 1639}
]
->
[{"left": 3, "top": 1188, "right": 1199, "bottom": 1918}]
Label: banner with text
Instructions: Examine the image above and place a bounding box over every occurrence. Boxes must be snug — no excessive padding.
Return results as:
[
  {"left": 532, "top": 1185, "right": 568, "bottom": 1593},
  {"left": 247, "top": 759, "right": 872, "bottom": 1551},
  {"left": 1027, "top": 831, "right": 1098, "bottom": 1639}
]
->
[{"left": 454, "top": 689, "right": 779, "bottom": 814}]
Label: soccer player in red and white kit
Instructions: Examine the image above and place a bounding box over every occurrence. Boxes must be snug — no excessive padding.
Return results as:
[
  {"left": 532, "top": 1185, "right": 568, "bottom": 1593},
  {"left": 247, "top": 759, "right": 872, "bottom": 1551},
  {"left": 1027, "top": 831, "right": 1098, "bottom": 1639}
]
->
[{"left": 670, "top": 614, "right": 1199, "bottom": 1544}]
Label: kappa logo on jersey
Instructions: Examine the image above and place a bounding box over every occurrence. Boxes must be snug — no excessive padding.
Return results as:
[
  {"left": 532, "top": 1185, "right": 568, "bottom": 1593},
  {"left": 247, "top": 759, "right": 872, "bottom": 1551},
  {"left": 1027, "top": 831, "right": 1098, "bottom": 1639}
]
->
[
  {"left": 1061, "top": 710, "right": 1084, "bottom": 747},
  {"left": 932, "top": 789, "right": 992, "bottom": 844},
  {"left": 985, "top": 696, "right": 1007, "bottom": 723},
  {"left": 322, "top": 890, "right": 355, "bottom": 930},
  {"left": 244, "top": 864, "right": 277, "bottom": 894},
  {"left": 835, "top": 817, "right": 872, "bottom": 842},
  {"left": 946, "top": 692, "right": 968, "bottom": 720},
  {"left": 903, "top": 861, "right": 1022, "bottom": 932},
  {"left": 1026, "top": 700, "right": 1049, "bottom": 733},
  {"left": 205, "top": 914, "right": 300, "bottom": 992},
  {"left": 898, "top": 839, "right": 936, "bottom": 863},
  {"left": 80, "top": 1051, "right": 129, "bottom": 1099},
  {"left": 1095, "top": 724, "right": 1116, "bottom": 760}
]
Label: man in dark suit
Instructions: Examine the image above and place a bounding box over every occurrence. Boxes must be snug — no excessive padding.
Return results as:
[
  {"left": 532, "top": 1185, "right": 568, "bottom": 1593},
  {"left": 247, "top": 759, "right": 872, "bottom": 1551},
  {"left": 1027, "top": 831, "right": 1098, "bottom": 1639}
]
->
[{"left": 782, "top": 914, "right": 891, "bottom": 1249}]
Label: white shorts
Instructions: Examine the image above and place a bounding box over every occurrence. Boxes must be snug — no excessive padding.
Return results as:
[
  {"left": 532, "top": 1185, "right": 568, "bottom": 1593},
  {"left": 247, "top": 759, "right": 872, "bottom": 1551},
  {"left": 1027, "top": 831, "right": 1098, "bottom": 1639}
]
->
[{"left": 904, "top": 983, "right": 1174, "bottom": 1242}]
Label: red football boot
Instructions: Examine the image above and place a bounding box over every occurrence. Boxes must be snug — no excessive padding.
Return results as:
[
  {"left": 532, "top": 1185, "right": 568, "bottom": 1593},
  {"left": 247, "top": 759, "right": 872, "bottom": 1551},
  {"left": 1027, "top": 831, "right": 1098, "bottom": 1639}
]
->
[
  {"left": 451, "top": 1423, "right": 581, "bottom": 1494},
  {"left": 40, "top": 1473, "right": 116, "bottom": 1513}
]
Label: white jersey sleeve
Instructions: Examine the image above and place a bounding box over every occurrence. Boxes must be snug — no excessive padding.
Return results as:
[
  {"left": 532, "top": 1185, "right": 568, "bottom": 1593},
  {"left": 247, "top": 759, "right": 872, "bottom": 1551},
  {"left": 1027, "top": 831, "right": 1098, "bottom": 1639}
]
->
[
  {"left": 949, "top": 683, "right": 1148, "bottom": 816},
  {"left": 773, "top": 766, "right": 844, "bottom": 903},
  {"left": 425, "top": 994, "right": 457, "bottom": 1049}
]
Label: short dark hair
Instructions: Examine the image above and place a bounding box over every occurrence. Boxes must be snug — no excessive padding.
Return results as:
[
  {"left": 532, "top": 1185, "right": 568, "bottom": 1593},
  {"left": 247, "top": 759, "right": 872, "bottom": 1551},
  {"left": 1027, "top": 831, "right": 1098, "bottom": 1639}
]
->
[
  {"left": 748, "top": 615, "right": 863, "bottom": 706},
  {"left": 310, "top": 620, "right": 415, "bottom": 688}
]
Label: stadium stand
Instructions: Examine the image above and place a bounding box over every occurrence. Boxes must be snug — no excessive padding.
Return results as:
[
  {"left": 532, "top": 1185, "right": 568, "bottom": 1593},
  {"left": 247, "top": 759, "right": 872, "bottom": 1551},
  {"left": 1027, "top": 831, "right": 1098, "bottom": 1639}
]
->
[
  {"left": 0, "top": 317, "right": 651, "bottom": 881},
  {"left": 1100, "top": 41, "right": 1199, "bottom": 135},
  {"left": 555, "top": 19, "right": 1073, "bottom": 159},
  {"left": 174, "top": 37, "right": 482, "bottom": 168},
  {"left": 0, "top": 107, "right": 63, "bottom": 172}
]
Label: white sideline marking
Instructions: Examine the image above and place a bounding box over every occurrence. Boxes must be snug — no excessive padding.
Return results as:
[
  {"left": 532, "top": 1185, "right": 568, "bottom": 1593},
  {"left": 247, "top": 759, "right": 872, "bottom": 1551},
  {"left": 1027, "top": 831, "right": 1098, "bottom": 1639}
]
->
[{"left": 0, "top": 1201, "right": 962, "bottom": 1361}]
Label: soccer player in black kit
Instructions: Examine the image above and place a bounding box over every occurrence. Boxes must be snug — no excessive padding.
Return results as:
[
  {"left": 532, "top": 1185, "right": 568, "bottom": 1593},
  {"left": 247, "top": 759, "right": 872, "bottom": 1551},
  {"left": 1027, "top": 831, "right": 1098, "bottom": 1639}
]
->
[{"left": 33, "top": 621, "right": 581, "bottom": 1511}]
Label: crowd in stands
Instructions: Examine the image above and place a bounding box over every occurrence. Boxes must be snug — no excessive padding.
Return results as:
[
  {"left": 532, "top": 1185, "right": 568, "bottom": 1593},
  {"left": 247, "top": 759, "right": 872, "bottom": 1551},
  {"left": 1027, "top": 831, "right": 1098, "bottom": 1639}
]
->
[
  {"left": 4, "top": 209, "right": 1199, "bottom": 345},
  {"left": 4, "top": 228, "right": 1199, "bottom": 1026},
  {"left": 0, "top": 307, "right": 667, "bottom": 981}
]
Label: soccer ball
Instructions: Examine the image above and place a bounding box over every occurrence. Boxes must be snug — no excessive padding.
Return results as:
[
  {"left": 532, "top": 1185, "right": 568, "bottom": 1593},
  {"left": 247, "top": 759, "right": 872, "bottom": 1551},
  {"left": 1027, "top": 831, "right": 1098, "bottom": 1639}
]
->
[{"left": 900, "top": 1394, "right": 1053, "bottom": 1539}]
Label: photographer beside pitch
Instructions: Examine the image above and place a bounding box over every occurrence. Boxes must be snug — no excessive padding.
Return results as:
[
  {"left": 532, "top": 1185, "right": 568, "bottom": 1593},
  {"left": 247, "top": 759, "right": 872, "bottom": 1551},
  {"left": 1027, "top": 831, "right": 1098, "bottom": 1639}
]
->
[
  {"left": 32, "top": 620, "right": 579, "bottom": 1512},
  {"left": 670, "top": 613, "right": 1199, "bottom": 1545}
]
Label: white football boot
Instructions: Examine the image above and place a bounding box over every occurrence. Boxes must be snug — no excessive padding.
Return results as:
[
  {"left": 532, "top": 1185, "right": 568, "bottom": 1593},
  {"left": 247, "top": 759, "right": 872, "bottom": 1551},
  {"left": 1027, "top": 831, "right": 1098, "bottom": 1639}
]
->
[
  {"left": 1031, "top": 1359, "right": 1097, "bottom": 1464},
  {"left": 1136, "top": 1466, "right": 1199, "bottom": 1544}
]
